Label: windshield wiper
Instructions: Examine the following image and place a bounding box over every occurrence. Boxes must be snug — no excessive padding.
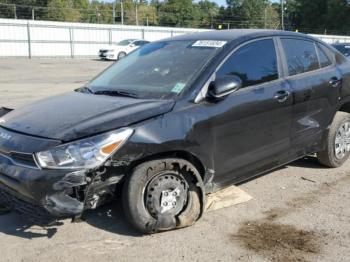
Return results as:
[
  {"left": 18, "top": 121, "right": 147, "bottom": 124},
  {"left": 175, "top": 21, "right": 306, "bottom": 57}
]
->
[{"left": 93, "top": 90, "right": 139, "bottom": 98}]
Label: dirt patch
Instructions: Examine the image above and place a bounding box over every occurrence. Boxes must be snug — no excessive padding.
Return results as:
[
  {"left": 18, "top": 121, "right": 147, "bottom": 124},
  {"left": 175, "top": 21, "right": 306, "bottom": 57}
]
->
[
  {"left": 233, "top": 221, "right": 319, "bottom": 262},
  {"left": 230, "top": 174, "right": 350, "bottom": 261}
]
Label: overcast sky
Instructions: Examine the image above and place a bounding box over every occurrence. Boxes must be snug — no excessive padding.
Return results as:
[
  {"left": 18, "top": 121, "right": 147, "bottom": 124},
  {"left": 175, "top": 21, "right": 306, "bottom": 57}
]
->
[{"left": 101, "top": 0, "right": 280, "bottom": 8}]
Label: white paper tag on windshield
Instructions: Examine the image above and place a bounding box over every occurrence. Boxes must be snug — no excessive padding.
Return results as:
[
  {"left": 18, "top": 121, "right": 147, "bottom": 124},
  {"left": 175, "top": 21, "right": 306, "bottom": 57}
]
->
[{"left": 192, "top": 40, "right": 227, "bottom": 48}]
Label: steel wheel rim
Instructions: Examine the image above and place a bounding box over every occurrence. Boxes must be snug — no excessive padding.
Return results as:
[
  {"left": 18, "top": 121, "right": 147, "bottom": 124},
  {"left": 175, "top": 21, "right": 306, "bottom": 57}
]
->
[
  {"left": 335, "top": 121, "right": 350, "bottom": 160},
  {"left": 144, "top": 172, "right": 188, "bottom": 218}
]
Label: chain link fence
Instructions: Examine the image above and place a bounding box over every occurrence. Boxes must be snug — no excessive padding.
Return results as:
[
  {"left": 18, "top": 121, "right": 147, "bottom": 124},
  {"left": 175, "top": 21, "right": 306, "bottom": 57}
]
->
[{"left": 0, "top": 18, "right": 208, "bottom": 58}]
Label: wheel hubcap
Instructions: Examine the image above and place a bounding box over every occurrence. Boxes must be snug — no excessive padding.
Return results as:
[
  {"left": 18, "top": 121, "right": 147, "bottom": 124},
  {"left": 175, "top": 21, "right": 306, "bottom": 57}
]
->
[
  {"left": 335, "top": 121, "right": 350, "bottom": 159},
  {"left": 145, "top": 172, "right": 188, "bottom": 218}
]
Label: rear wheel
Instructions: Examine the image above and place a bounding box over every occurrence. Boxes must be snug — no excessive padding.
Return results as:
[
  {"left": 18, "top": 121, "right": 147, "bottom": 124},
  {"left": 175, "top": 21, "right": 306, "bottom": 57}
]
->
[
  {"left": 317, "top": 112, "right": 350, "bottom": 167},
  {"left": 122, "top": 158, "right": 201, "bottom": 233}
]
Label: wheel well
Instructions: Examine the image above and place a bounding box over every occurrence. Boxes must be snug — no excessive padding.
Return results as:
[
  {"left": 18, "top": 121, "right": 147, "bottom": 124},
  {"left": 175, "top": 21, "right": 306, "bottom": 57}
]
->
[
  {"left": 339, "top": 102, "right": 350, "bottom": 114},
  {"left": 127, "top": 151, "right": 206, "bottom": 180}
]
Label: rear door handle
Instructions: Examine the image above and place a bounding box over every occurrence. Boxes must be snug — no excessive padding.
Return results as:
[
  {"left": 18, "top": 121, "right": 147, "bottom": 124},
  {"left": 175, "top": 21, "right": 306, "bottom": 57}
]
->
[
  {"left": 329, "top": 77, "right": 342, "bottom": 88},
  {"left": 274, "top": 90, "right": 290, "bottom": 103}
]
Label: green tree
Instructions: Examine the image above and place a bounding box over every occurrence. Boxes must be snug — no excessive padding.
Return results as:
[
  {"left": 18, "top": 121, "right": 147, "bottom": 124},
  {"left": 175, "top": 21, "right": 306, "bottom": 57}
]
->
[
  {"left": 158, "top": 0, "right": 200, "bottom": 27},
  {"left": 285, "top": 0, "right": 350, "bottom": 34},
  {"left": 46, "top": 0, "right": 89, "bottom": 22},
  {"left": 240, "top": 0, "right": 268, "bottom": 28},
  {"left": 223, "top": 0, "right": 271, "bottom": 28},
  {"left": 197, "top": 0, "right": 219, "bottom": 28}
]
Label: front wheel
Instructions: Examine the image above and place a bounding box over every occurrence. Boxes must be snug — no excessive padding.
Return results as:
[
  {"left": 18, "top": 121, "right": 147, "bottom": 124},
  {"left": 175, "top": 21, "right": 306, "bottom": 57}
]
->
[
  {"left": 317, "top": 111, "right": 350, "bottom": 167},
  {"left": 122, "top": 159, "right": 201, "bottom": 233},
  {"left": 118, "top": 52, "right": 126, "bottom": 60}
]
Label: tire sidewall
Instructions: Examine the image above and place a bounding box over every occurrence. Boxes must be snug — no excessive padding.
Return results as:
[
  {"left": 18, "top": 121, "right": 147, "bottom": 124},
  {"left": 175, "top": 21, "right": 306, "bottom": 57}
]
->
[
  {"left": 327, "top": 113, "right": 350, "bottom": 167},
  {"left": 123, "top": 159, "right": 201, "bottom": 233}
]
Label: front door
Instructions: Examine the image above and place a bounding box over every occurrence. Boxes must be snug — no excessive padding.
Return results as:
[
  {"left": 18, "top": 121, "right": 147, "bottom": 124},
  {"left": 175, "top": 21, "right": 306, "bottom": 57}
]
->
[{"left": 206, "top": 38, "right": 294, "bottom": 187}]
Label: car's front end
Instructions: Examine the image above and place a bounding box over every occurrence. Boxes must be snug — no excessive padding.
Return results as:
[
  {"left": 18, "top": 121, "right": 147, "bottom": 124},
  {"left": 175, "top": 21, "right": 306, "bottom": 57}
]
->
[
  {"left": 0, "top": 120, "right": 135, "bottom": 223},
  {"left": 99, "top": 49, "right": 117, "bottom": 60},
  {"left": 0, "top": 37, "right": 224, "bottom": 230},
  {"left": 0, "top": 90, "right": 176, "bottom": 223}
]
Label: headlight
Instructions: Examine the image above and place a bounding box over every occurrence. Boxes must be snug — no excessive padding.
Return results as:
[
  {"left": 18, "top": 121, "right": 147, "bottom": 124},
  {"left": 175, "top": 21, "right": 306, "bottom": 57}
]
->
[{"left": 35, "top": 128, "right": 133, "bottom": 169}]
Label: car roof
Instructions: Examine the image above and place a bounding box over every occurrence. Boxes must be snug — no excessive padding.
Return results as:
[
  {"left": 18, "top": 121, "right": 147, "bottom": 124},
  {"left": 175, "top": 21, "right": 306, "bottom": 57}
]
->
[{"left": 164, "top": 29, "right": 318, "bottom": 43}]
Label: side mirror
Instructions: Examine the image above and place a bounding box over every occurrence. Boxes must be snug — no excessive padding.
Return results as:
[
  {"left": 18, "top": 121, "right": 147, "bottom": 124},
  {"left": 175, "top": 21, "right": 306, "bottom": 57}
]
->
[
  {"left": 208, "top": 75, "right": 242, "bottom": 99},
  {"left": 130, "top": 43, "right": 135, "bottom": 47}
]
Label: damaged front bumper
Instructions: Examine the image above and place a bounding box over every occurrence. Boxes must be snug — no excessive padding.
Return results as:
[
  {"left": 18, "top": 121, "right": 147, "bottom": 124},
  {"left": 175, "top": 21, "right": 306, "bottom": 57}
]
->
[
  {"left": 0, "top": 154, "right": 124, "bottom": 221},
  {"left": 0, "top": 125, "right": 124, "bottom": 222}
]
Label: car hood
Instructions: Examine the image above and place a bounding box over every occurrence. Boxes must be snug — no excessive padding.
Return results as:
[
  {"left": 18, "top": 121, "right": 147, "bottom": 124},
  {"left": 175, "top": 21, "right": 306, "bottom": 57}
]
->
[{"left": 0, "top": 92, "right": 175, "bottom": 142}]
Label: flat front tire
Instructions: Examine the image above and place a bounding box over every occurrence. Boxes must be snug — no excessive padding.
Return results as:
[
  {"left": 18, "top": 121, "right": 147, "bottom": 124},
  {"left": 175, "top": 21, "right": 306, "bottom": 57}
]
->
[
  {"left": 122, "top": 158, "right": 201, "bottom": 233},
  {"left": 317, "top": 111, "right": 350, "bottom": 167}
]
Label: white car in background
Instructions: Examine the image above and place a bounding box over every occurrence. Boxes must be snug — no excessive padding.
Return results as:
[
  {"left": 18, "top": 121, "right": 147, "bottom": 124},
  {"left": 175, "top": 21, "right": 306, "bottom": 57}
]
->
[{"left": 99, "top": 39, "right": 150, "bottom": 60}]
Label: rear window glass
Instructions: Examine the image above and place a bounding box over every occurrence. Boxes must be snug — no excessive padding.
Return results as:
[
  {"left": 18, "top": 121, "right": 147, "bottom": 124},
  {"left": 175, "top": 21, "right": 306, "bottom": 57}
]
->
[
  {"left": 281, "top": 39, "right": 319, "bottom": 76},
  {"left": 216, "top": 39, "right": 278, "bottom": 88}
]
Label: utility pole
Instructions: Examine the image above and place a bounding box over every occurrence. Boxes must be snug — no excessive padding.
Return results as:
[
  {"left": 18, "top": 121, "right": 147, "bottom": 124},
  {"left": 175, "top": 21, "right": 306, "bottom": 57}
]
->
[
  {"left": 32, "top": 8, "right": 35, "bottom": 20},
  {"left": 264, "top": 7, "right": 267, "bottom": 29},
  {"left": 96, "top": 7, "right": 100, "bottom": 24},
  {"left": 13, "top": 4, "right": 17, "bottom": 19},
  {"left": 121, "top": 1, "right": 124, "bottom": 25},
  {"left": 135, "top": 4, "right": 138, "bottom": 26},
  {"left": 113, "top": 2, "right": 116, "bottom": 24},
  {"left": 281, "top": 0, "right": 285, "bottom": 30}
]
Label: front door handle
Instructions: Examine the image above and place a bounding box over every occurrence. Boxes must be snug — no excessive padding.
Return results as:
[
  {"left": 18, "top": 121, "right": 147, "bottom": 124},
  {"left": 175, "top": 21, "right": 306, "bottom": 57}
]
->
[
  {"left": 329, "top": 77, "right": 342, "bottom": 88},
  {"left": 274, "top": 90, "right": 290, "bottom": 103}
]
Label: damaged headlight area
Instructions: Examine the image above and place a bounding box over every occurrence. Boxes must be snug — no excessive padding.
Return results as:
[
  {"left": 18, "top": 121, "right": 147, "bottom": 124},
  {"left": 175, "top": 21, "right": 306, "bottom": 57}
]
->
[{"left": 35, "top": 128, "right": 133, "bottom": 169}]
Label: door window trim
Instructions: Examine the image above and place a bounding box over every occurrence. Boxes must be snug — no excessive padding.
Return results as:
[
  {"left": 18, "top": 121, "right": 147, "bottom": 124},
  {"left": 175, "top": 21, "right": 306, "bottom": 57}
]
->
[
  {"left": 194, "top": 37, "right": 282, "bottom": 103},
  {"left": 276, "top": 37, "right": 336, "bottom": 81}
]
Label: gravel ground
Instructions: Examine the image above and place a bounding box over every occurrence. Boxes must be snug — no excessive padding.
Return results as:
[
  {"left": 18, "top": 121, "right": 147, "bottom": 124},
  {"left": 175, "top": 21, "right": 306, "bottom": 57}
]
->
[{"left": 0, "top": 59, "right": 349, "bottom": 262}]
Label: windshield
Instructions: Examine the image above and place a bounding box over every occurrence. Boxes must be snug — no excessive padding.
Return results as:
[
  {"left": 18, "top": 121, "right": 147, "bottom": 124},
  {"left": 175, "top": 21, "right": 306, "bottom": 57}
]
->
[
  {"left": 89, "top": 40, "right": 221, "bottom": 99},
  {"left": 117, "top": 39, "right": 134, "bottom": 46}
]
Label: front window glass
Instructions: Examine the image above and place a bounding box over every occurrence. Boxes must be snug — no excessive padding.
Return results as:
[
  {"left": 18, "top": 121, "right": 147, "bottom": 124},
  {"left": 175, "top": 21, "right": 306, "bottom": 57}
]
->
[
  {"left": 89, "top": 40, "right": 221, "bottom": 99},
  {"left": 216, "top": 39, "right": 278, "bottom": 88}
]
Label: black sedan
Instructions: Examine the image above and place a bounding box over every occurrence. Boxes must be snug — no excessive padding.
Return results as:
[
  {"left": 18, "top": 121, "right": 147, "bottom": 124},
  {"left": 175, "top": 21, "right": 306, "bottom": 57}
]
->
[{"left": 1, "top": 30, "right": 350, "bottom": 233}]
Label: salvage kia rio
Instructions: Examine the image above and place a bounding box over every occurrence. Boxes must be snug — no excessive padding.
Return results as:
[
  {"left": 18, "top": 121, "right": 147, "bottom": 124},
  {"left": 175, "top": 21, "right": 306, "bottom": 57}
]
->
[{"left": 1, "top": 30, "right": 350, "bottom": 233}]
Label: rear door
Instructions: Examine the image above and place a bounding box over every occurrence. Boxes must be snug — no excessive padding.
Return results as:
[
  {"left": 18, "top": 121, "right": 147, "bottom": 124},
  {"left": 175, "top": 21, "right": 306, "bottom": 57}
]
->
[{"left": 279, "top": 38, "right": 342, "bottom": 157}]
